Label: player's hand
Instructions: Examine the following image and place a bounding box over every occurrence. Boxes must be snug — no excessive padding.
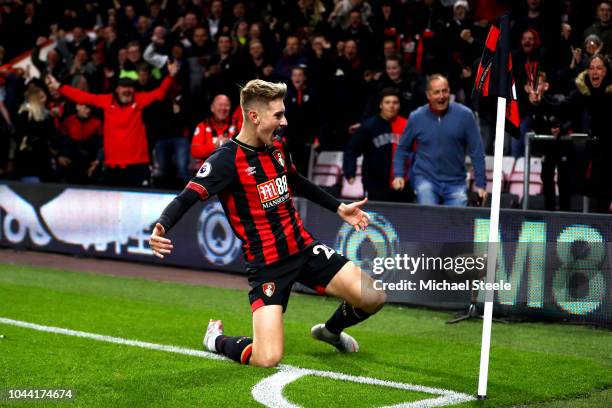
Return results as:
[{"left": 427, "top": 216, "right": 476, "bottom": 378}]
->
[
  {"left": 337, "top": 198, "right": 370, "bottom": 232},
  {"left": 149, "top": 222, "right": 173, "bottom": 259},
  {"left": 392, "top": 177, "right": 404, "bottom": 191}
]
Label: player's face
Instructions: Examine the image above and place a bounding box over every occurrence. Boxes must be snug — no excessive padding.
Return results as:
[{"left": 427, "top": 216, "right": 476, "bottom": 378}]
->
[
  {"left": 426, "top": 78, "right": 450, "bottom": 111},
  {"left": 379, "top": 96, "right": 400, "bottom": 120},
  {"left": 257, "top": 99, "right": 287, "bottom": 146}
]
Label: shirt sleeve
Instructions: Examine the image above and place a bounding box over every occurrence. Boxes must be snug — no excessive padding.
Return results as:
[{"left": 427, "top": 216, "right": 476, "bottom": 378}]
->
[
  {"left": 465, "top": 110, "right": 486, "bottom": 188},
  {"left": 185, "top": 145, "right": 236, "bottom": 200},
  {"left": 343, "top": 123, "right": 367, "bottom": 180},
  {"left": 190, "top": 123, "right": 215, "bottom": 159},
  {"left": 135, "top": 76, "right": 174, "bottom": 108},
  {"left": 393, "top": 116, "right": 416, "bottom": 178},
  {"left": 59, "top": 85, "right": 111, "bottom": 109}
]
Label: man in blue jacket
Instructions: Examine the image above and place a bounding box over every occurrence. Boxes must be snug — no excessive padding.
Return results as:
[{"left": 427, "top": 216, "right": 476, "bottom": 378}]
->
[{"left": 392, "top": 74, "right": 486, "bottom": 206}]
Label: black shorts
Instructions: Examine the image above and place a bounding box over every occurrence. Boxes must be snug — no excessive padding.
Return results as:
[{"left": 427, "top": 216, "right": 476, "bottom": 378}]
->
[{"left": 247, "top": 242, "right": 349, "bottom": 313}]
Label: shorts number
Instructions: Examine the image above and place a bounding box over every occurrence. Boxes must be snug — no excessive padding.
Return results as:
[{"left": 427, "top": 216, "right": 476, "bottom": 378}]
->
[{"left": 313, "top": 244, "right": 335, "bottom": 260}]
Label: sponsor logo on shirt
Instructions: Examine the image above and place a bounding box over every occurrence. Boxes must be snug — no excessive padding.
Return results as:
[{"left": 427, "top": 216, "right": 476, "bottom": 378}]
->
[{"left": 256, "top": 175, "right": 289, "bottom": 209}]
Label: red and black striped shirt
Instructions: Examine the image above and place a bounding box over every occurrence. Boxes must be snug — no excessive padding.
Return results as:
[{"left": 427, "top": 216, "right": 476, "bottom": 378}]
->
[{"left": 184, "top": 136, "right": 315, "bottom": 268}]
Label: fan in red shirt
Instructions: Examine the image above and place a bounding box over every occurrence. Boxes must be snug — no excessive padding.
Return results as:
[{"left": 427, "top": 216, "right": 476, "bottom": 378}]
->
[
  {"left": 190, "top": 94, "right": 238, "bottom": 168},
  {"left": 45, "top": 60, "right": 179, "bottom": 187},
  {"left": 55, "top": 104, "right": 102, "bottom": 184}
]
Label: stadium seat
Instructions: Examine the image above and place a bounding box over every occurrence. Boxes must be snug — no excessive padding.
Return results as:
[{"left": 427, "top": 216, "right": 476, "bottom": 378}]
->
[
  {"left": 312, "top": 151, "right": 344, "bottom": 189},
  {"left": 502, "top": 156, "right": 516, "bottom": 180},
  {"left": 510, "top": 157, "right": 543, "bottom": 182},
  {"left": 312, "top": 164, "right": 341, "bottom": 187},
  {"left": 340, "top": 160, "right": 364, "bottom": 199},
  {"left": 508, "top": 180, "right": 542, "bottom": 200},
  {"left": 507, "top": 157, "right": 543, "bottom": 200},
  {"left": 341, "top": 176, "right": 364, "bottom": 199},
  {"left": 315, "top": 151, "right": 344, "bottom": 168},
  {"left": 470, "top": 156, "right": 515, "bottom": 193}
]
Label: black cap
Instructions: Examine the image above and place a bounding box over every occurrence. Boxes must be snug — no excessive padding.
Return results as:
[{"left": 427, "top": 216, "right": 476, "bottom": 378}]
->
[{"left": 116, "top": 77, "right": 137, "bottom": 87}]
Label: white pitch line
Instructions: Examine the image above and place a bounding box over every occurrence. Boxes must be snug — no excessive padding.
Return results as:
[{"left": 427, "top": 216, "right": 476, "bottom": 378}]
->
[
  {"left": 0, "top": 317, "right": 227, "bottom": 362},
  {"left": 0, "top": 317, "right": 475, "bottom": 407}
]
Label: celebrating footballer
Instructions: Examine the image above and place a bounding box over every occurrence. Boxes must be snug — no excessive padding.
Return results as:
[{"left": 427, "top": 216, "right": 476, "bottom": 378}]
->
[{"left": 150, "top": 79, "right": 385, "bottom": 367}]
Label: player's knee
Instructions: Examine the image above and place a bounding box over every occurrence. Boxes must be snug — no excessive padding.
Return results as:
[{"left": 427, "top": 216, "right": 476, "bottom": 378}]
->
[
  {"left": 359, "top": 267, "right": 387, "bottom": 310},
  {"left": 361, "top": 289, "right": 386, "bottom": 313},
  {"left": 373, "top": 289, "right": 387, "bottom": 309},
  {"left": 251, "top": 350, "right": 283, "bottom": 368}
]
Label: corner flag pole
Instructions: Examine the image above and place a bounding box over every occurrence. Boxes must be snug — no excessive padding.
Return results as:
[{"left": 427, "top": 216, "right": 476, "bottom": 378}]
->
[
  {"left": 477, "top": 95, "right": 506, "bottom": 399},
  {"left": 473, "top": 11, "right": 519, "bottom": 399}
]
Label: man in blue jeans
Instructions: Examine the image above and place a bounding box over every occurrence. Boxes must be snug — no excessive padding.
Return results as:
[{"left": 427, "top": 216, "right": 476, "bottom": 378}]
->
[{"left": 392, "top": 74, "right": 487, "bottom": 206}]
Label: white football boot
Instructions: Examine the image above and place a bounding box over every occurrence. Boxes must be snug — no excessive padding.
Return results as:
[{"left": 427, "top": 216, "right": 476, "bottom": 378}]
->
[
  {"left": 311, "top": 323, "right": 359, "bottom": 353},
  {"left": 203, "top": 319, "right": 224, "bottom": 352}
]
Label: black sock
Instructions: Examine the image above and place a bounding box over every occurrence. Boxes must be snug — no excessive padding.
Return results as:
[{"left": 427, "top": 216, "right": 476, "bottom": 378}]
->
[
  {"left": 324, "top": 301, "right": 374, "bottom": 335},
  {"left": 214, "top": 335, "right": 253, "bottom": 365}
]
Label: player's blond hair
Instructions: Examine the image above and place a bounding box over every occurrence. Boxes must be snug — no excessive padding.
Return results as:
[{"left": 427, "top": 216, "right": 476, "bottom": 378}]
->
[{"left": 240, "top": 79, "right": 287, "bottom": 110}]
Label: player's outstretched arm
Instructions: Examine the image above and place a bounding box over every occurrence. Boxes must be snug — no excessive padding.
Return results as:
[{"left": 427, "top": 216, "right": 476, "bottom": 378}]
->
[
  {"left": 337, "top": 198, "right": 370, "bottom": 232},
  {"left": 150, "top": 188, "right": 201, "bottom": 259},
  {"left": 149, "top": 223, "right": 173, "bottom": 259},
  {"left": 287, "top": 171, "right": 341, "bottom": 213}
]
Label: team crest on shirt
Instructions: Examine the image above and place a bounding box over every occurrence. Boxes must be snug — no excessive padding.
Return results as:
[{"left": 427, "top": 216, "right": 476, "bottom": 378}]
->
[
  {"left": 262, "top": 282, "right": 276, "bottom": 297},
  {"left": 272, "top": 150, "right": 285, "bottom": 167},
  {"left": 196, "top": 162, "right": 212, "bottom": 178}
]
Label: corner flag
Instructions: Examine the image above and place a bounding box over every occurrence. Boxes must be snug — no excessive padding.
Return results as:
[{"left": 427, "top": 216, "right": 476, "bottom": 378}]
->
[
  {"left": 474, "top": 11, "right": 520, "bottom": 400},
  {"left": 473, "top": 12, "right": 520, "bottom": 137}
]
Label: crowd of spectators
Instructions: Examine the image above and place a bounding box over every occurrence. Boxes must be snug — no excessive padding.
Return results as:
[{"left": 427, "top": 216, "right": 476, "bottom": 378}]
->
[{"left": 0, "top": 0, "right": 610, "bottom": 211}]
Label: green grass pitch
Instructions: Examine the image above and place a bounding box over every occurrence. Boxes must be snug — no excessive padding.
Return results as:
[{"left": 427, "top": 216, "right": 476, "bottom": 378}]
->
[{"left": 0, "top": 262, "right": 611, "bottom": 407}]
